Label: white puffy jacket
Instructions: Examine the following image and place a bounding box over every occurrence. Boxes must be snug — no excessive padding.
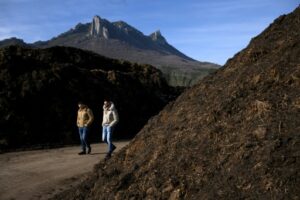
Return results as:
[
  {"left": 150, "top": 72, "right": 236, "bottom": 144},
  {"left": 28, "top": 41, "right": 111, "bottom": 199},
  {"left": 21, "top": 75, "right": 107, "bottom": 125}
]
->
[{"left": 102, "top": 103, "right": 119, "bottom": 127}]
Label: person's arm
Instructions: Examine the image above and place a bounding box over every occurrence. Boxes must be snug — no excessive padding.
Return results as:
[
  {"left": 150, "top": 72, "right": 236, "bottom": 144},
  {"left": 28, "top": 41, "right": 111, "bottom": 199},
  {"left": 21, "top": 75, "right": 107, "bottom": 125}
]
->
[
  {"left": 86, "top": 109, "right": 94, "bottom": 126},
  {"left": 110, "top": 109, "right": 119, "bottom": 127},
  {"left": 76, "top": 111, "right": 80, "bottom": 127},
  {"left": 102, "top": 107, "right": 106, "bottom": 126},
  {"left": 102, "top": 115, "right": 105, "bottom": 126}
]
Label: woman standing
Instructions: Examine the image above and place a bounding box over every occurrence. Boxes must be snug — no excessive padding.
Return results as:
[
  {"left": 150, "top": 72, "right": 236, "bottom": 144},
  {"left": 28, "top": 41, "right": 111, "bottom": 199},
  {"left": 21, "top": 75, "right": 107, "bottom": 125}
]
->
[{"left": 102, "top": 100, "right": 119, "bottom": 159}]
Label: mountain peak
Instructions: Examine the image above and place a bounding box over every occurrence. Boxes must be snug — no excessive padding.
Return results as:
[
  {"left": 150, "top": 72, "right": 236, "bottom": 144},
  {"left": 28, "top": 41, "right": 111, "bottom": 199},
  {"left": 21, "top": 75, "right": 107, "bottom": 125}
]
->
[
  {"left": 93, "top": 15, "right": 101, "bottom": 20},
  {"left": 89, "top": 15, "right": 110, "bottom": 38},
  {"left": 0, "top": 37, "right": 28, "bottom": 48},
  {"left": 150, "top": 30, "right": 167, "bottom": 43}
]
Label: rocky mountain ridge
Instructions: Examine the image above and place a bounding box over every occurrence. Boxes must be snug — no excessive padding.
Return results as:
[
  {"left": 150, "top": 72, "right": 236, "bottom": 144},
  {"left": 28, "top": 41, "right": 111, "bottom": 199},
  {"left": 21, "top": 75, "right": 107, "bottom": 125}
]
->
[{"left": 0, "top": 16, "right": 219, "bottom": 86}]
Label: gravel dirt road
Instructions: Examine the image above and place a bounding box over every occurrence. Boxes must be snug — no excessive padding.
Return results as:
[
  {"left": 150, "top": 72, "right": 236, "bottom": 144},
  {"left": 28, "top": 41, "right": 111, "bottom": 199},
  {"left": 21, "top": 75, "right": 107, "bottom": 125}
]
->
[{"left": 0, "top": 141, "right": 128, "bottom": 200}]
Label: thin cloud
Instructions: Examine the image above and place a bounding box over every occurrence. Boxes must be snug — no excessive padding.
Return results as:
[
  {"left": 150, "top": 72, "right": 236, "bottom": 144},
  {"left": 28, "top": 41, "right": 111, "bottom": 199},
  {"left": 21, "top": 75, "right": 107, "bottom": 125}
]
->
[
  {"left": 0, "top": 27, "right": 12, "bottom": 34},
  {"left": 0, "top": 27, "right": 12, "bottom": 40},
  {"left": 0, "top": 27, "right": 13, "bottom": 39},
  {"left": 0, "top": 21, "right": 74, "bottom": 42}
]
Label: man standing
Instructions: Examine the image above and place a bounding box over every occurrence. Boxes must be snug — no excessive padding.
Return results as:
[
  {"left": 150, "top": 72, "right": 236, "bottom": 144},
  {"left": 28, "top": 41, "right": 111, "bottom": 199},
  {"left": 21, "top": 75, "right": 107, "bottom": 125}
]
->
[
  {"left": 102, "top": 100, "right": 119, "bottom": 159},
  {"left": 77, "top": 102, "right": 94, "bottom": 155}
]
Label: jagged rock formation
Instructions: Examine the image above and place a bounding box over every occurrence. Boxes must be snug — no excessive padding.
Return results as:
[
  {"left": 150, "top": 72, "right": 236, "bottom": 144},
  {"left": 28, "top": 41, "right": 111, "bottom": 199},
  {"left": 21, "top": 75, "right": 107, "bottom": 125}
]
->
[
  {"left": 149, "top": 30, "right": 167, "bottom": 44},
  {"left": 52, "top": 6, "right": 300, "bottom": 200},
  {"left": 0, "top": 46, "right": 180, "bottom": 151},
  {"left": 89, "top": 16, "right": 111, "bottom": 39},
  {"left": 0, "top": 16, "right": 219, "bottom": 86}
]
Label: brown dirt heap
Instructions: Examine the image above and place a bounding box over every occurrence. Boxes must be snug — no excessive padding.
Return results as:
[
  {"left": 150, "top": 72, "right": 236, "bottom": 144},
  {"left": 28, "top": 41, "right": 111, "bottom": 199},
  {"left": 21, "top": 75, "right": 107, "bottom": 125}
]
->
[{"left": 54, "top": 6, "right": 300, "bottom": 200}]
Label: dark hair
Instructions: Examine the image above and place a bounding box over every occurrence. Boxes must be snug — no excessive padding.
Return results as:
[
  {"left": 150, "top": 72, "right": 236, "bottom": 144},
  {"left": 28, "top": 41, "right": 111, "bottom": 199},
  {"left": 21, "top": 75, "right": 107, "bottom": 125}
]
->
[{"left": 103, "top": 97, "right": 110, "bottom": 102}]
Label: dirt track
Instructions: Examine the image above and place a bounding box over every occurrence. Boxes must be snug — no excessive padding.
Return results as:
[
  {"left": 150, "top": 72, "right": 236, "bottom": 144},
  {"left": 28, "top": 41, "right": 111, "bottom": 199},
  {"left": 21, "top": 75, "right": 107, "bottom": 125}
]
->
[{"left": 0, "top": 141, "right": 128, "bottom": 200}]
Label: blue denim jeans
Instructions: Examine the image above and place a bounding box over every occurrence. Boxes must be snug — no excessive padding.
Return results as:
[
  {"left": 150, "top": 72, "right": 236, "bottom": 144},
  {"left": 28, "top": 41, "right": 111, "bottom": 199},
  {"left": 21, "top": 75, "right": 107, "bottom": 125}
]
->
[
  {"left": 78, "top": 127, "right": 90, "bottom": 152},
  {"left": 102, "top": 125, "right": 115, "bottom": 153}
]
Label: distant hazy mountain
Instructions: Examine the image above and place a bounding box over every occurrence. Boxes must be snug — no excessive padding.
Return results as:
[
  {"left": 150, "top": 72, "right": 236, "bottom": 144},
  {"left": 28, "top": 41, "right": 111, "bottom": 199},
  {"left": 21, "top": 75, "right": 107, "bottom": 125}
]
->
[
  {"left": 0, "top": 16, "right": 219, "bottom": 86},
  {"left": 0, "top": 37, "right": 29, "bottom": 47}
]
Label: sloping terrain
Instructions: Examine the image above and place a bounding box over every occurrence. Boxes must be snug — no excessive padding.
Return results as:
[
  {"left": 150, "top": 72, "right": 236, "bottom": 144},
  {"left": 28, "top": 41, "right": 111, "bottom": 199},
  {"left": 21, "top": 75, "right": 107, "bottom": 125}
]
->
[
  {"left": 52, "top": 6, "right": 300, "bottom": 200},
  {"left": 0, "top": 46, "right": 179, "bottom": 151}
]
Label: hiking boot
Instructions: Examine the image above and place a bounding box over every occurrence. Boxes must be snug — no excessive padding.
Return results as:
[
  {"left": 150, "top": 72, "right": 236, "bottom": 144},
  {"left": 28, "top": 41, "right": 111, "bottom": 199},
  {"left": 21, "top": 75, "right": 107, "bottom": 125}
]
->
[
  {"left": 110, "top": 145, "right": 116, "bottom": 154},
  {"left": 104, "top": 153, "right": 111, "bottom": 160},
  {"left": 78, "top": 151, "right": 86, "bottom": 155},
  {"left": 87, "top": 146, "right": 92, "bottom": 154}
]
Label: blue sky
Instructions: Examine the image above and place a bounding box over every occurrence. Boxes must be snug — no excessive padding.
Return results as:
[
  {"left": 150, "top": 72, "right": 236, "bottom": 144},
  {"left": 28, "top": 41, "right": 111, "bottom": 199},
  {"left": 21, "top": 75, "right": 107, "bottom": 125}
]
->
[{"left": 0, "top": 0, "right": 299, "bottom": 65}]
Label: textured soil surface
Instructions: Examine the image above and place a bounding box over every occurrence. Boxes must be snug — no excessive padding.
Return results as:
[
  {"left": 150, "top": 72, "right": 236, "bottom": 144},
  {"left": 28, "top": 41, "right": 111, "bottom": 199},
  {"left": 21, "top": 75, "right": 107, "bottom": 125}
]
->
[
  {"left": 0, "top": 141, "right": 128, "bottom": 200},
  {"left": 52, "top": 6, "right": 300, "bottom": 200}
]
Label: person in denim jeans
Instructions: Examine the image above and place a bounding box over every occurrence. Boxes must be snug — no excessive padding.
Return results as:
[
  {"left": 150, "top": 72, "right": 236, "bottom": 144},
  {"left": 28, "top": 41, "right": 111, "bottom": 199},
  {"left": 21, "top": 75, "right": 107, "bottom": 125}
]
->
[
  {"left": 77, "top": 102, "right": 94, "bottom": 155},
  {"left": 102, "top": 100, "right": 119, "bottom": 159}
]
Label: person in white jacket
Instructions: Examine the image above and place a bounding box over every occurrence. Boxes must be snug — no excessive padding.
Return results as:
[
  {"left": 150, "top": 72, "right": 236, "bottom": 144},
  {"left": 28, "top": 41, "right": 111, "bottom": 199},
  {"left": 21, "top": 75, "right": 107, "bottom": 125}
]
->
[{"left": 102, "top": 100, "right": 119, "bottom": 159}]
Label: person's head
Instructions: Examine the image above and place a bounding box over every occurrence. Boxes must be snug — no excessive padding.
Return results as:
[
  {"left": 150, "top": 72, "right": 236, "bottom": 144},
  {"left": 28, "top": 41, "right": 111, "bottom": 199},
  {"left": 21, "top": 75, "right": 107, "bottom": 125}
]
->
[
  {"left": 104, "top": 100, "right": 111, "bottom": 108},
  {"left": 78, "top": 102, "right": 87, "bottom": 109}
]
